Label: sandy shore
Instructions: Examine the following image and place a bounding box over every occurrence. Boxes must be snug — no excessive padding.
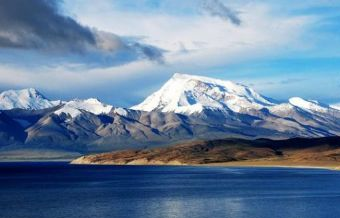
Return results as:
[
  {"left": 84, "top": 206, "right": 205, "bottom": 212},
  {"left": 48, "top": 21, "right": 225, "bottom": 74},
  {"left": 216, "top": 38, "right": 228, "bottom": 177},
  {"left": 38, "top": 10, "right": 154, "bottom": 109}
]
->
[{"left": 71, "top": 157, "right": 340, "bottom": 171}]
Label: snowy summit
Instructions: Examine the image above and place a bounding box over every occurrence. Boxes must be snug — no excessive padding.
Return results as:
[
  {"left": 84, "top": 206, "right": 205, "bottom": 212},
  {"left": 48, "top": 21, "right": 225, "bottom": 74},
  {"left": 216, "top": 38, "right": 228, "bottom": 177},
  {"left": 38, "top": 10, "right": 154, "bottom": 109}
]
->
[
  {"left": 0, "top": 88, "right": 60, "bottom": 110},
  {"left": 131, "top": 73, "right": 276, "bottom": 114},
  {"left": 54, "top": 98, "right": 113, "bottom": 118}
]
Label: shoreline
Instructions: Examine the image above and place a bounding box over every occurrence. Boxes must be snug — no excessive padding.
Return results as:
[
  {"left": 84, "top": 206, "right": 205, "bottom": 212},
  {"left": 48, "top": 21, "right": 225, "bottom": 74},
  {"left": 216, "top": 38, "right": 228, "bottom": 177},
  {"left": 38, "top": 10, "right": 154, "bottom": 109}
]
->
[
  {"left": 203, "top": 163, "right": 340, "bottom": 171},
  {"left": 6, "top": 158, "right": 338, "bottom": 170},
  {"left": 0, "top": 159, "right": 74, "bottom": 163},
  {"left": 70, "top": 159, "right": 340, "bottom": 171},
  {"left": 0, "top": 159, "right": 338, "bottom": 171},
  {"left": 201, "top": 159, "right": 340, "bottom": 170}
]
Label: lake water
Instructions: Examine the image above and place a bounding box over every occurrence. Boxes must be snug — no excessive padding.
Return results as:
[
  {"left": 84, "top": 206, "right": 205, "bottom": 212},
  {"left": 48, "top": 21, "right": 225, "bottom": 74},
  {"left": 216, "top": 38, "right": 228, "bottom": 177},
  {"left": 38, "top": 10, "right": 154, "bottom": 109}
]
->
[{"left": 0, "top": 162, "right": 340, "bottom": 218}]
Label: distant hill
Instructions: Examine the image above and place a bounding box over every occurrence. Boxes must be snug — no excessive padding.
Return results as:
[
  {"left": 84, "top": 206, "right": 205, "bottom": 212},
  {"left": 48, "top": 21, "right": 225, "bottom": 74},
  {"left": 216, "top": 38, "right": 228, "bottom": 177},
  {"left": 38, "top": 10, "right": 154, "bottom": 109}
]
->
[{"left": 72, "top": 137, "right": 340, "bottom": 169}]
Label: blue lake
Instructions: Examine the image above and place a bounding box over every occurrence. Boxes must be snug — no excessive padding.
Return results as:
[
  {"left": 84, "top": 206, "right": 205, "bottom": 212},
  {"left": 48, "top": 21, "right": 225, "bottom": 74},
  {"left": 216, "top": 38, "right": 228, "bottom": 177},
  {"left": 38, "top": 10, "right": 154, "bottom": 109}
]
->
[{"left": 0, "top": 162, "right": 340, "bottom": 218}]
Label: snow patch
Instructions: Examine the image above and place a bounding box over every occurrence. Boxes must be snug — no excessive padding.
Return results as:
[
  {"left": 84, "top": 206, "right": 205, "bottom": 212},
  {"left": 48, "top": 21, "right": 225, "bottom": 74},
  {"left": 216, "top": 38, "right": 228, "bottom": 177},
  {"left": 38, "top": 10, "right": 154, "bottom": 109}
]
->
[
  {"left": 113, "top": 107, "right": 128, "bottom": 116},
  {"left": 331, "top": 104, "right": 340, "bottom": 111},
  {"left": 289, "top": 97, "right": 329, "bottom": 113}
]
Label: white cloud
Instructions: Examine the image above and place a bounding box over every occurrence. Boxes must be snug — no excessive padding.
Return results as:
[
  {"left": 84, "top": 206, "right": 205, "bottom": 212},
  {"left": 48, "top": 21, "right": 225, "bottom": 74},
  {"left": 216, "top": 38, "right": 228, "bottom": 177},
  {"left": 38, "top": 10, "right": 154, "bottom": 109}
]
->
[{"left": 69, "top": 2, "right": 313, "bottom": 64}]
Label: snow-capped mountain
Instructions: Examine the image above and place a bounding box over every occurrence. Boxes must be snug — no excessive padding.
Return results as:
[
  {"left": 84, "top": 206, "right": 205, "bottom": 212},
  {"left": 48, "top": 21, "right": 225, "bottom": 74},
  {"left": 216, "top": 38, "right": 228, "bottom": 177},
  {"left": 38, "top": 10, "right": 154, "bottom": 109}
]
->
[
  {"left": 1, "top": 73, "right": 340, "bottom": 156},
  {"left": 0, "top": 89, "right": 120, "bottom": 119},
  {"left": 132, "top": 73, "right": 276, "bottom": 114},
  {"left": 0, "top": 88, "right": 60, "bottom": 110},
  {"left": 54, "top": 98, "right": 113, "bottom": 118},
  {"left": 132, "top": 73, "right": 340, "bottom": 116},
  {"left": 132, "top": 73, "right": 340, "bottom": 137}
]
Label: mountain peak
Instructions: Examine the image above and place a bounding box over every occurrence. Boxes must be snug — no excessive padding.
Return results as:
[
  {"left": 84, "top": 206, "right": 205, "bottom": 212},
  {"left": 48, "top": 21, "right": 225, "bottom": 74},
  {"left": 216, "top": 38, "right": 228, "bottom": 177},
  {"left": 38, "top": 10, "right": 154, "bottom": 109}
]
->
[
  {"left": 54, "top": 98, "right": 113, "bottom": 118},
  {"left": 4, "top": 88, "right": 40, "bottom": 97},
  {"left": 22, "top": 87, "right": 38, "bottom": 94},
  {"left": 171, "top": 73, "right": 235, "bottom": 86},
  {"left": 0, "top": 88, "right": 60, "bottom": 110},
  {"left": 132, "top": 73, "right": 276, "bottom": 114}
]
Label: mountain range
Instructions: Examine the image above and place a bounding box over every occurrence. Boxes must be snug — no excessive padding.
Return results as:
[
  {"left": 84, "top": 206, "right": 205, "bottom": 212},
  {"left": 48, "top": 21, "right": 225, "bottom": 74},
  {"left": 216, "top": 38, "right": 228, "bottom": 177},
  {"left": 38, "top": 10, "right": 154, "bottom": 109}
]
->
[{"left": 1, "top": 73, "right": 340, "bottom": 159}]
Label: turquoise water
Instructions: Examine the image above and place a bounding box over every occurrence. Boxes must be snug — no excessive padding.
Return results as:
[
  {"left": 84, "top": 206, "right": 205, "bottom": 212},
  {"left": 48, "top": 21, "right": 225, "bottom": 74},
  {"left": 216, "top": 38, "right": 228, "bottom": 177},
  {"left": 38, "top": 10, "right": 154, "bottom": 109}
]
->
[{"left": 0, "top": 162, "right": 340, "bottom": 218}]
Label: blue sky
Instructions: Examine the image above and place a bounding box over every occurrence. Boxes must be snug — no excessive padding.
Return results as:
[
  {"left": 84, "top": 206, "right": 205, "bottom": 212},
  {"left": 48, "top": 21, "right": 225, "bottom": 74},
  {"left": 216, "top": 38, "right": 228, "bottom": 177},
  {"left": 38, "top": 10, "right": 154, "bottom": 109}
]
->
[{"left": 0, "top": 0, "right": 340, "bottom": 106}]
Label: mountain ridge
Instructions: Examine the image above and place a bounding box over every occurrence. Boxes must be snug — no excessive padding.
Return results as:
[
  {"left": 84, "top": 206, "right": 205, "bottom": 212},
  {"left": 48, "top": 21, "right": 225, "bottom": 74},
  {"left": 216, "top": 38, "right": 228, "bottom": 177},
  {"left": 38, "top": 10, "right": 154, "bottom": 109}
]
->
[
  {"left": 1, "top": 73, "right": 340, "bottom": 158},
  {"left": 132, "top": 73, "right": 338, "bottom": 116}
]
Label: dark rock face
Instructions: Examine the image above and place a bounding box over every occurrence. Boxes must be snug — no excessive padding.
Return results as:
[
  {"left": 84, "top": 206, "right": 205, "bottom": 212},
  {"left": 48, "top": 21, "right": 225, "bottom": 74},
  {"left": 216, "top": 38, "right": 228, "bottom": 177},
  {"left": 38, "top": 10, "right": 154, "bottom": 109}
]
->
[{"left": 0, "top": 111, "right": 26, "bottom": 145}]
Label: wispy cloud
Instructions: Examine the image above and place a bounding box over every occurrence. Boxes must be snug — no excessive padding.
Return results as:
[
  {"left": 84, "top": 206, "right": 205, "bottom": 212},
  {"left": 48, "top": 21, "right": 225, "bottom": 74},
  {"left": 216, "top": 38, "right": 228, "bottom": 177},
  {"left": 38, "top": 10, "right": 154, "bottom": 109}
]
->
[
  {"left": 0, "top": 0, "right": 164, "bottom": 65},
  {"left": 279, "top": 78, "right": 307, "bottom": 85},
  {"left": 202, "top": 0, "right": 241, "bottom": 26}
]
